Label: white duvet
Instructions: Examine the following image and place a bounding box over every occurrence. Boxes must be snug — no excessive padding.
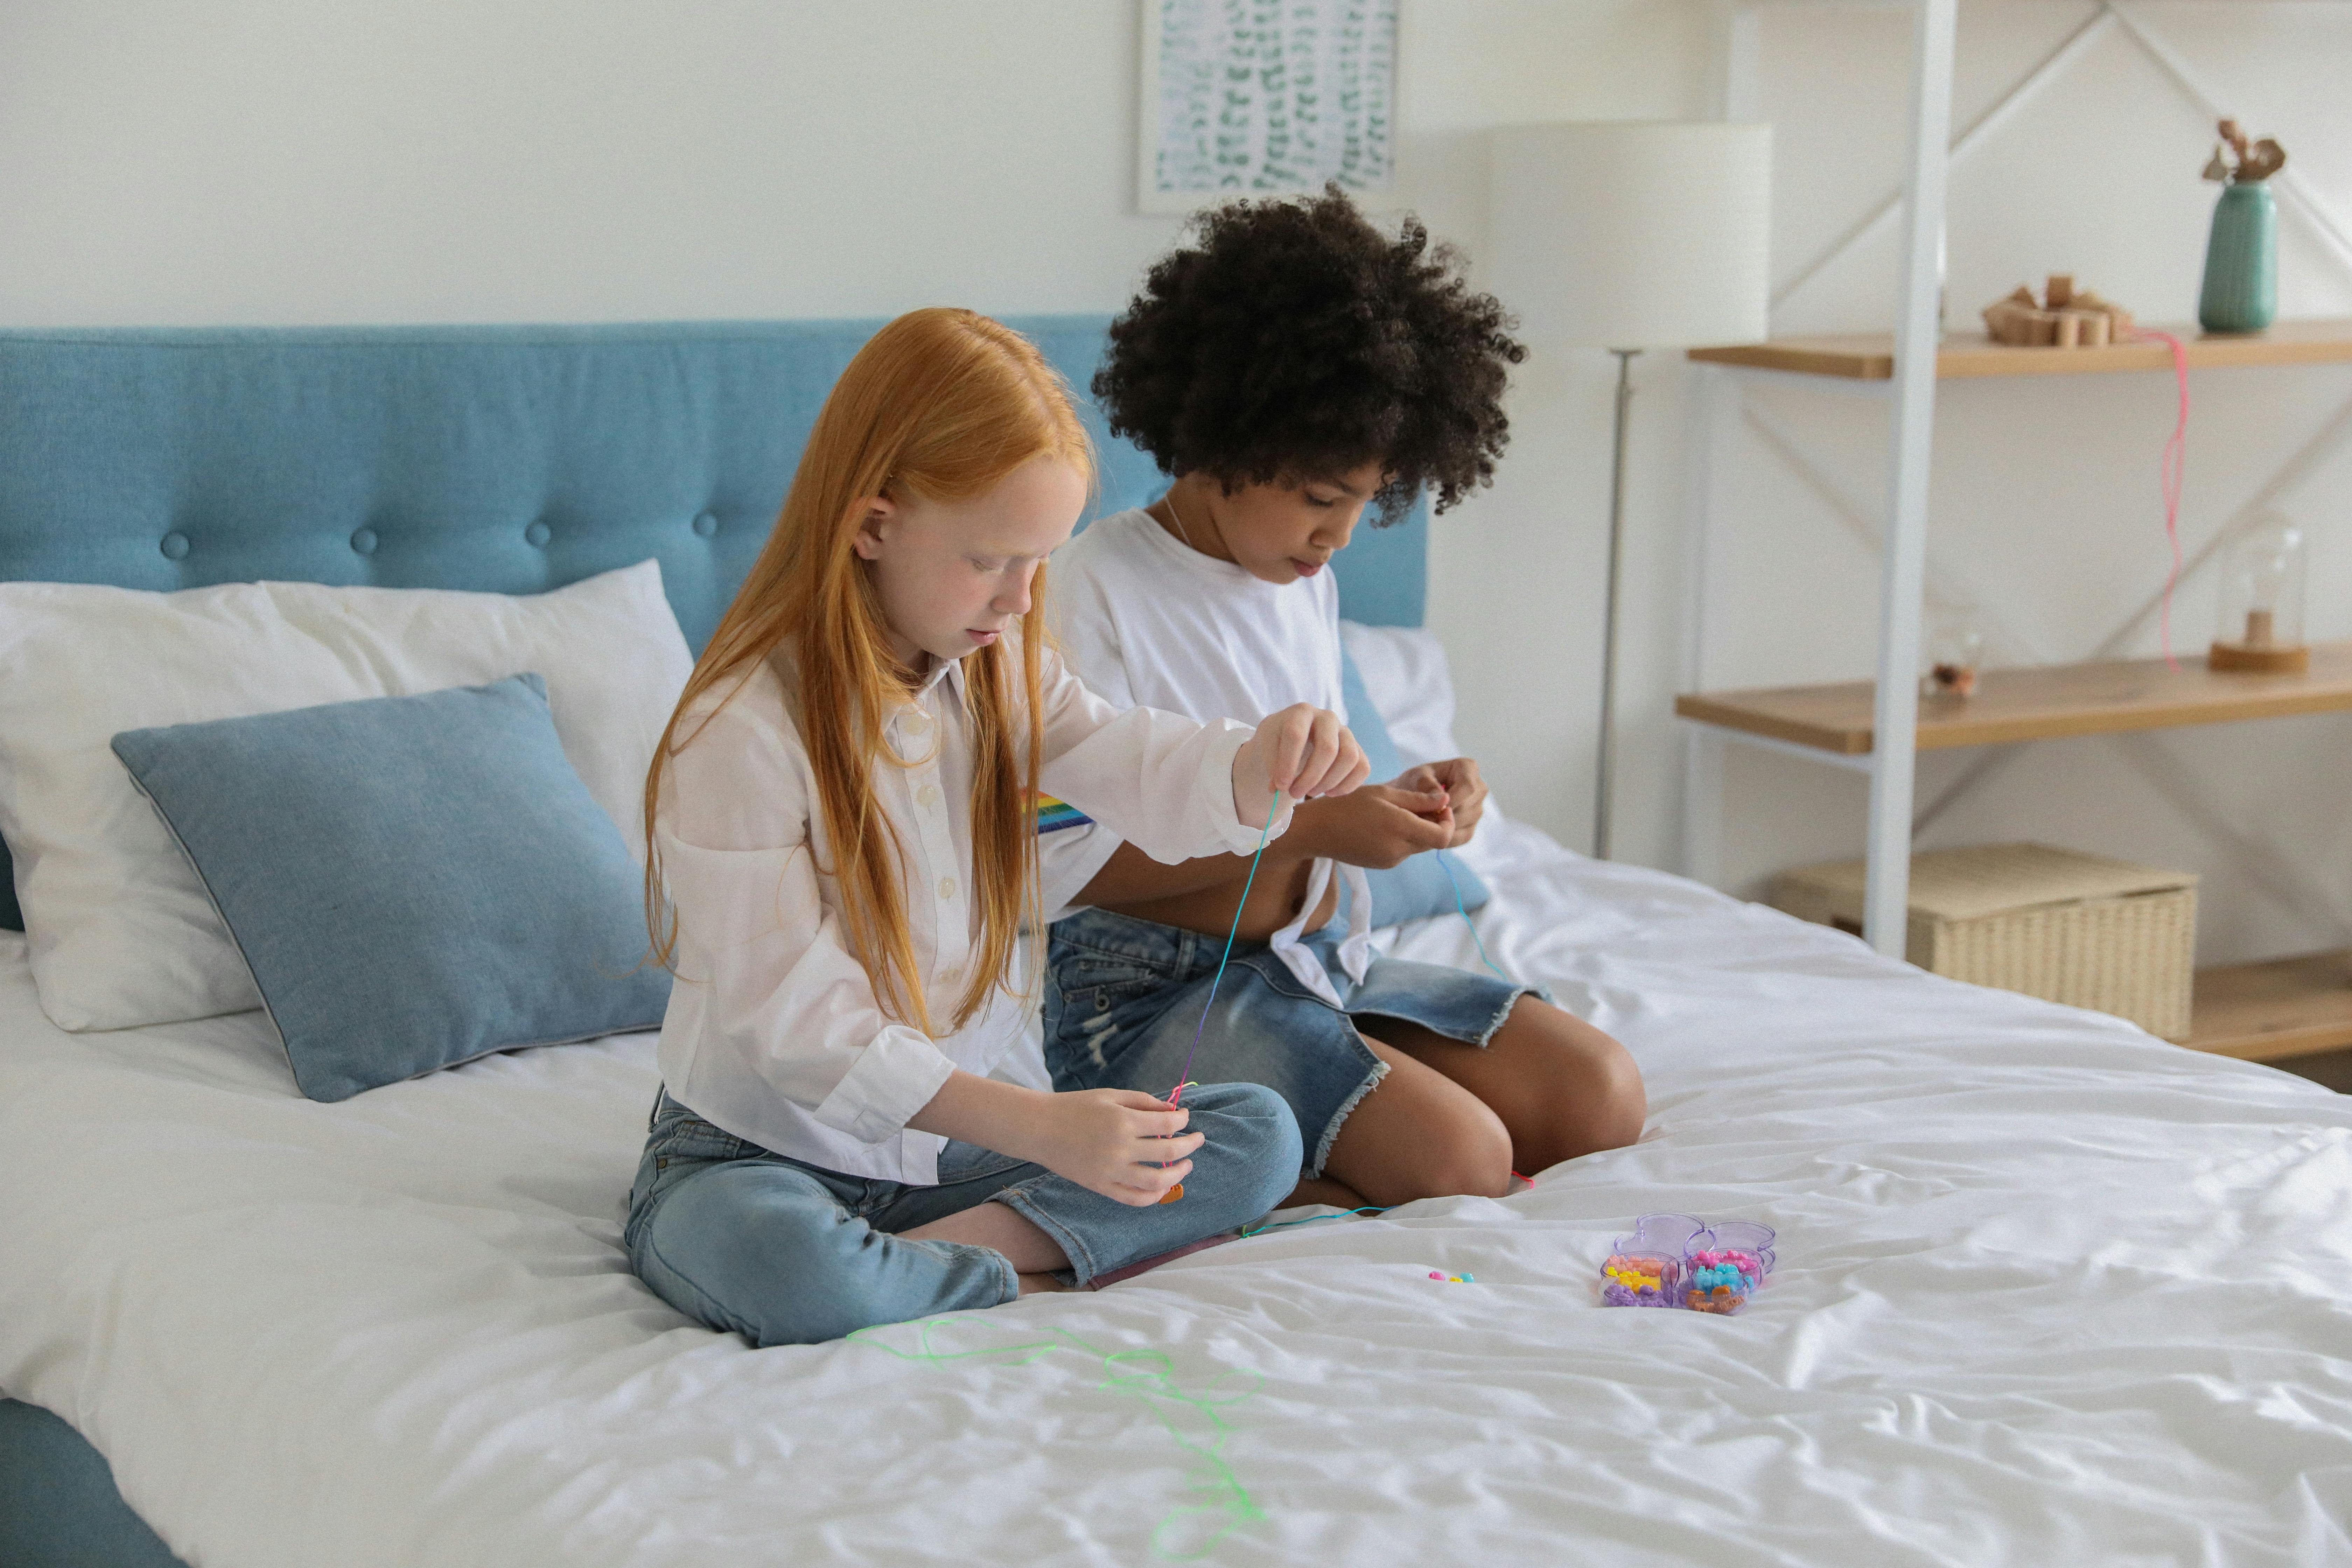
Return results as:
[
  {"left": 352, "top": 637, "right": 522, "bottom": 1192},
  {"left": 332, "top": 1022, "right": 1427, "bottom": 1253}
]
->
[{"left": 5, "top": 819, "right": 2349, "bottom": 1567}]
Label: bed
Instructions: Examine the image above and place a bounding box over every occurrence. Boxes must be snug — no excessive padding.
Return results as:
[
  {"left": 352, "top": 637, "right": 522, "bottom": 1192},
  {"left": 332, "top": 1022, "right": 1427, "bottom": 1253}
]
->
[{"left": 3, "top": 323, "right": 2348, "bottom": 1568}]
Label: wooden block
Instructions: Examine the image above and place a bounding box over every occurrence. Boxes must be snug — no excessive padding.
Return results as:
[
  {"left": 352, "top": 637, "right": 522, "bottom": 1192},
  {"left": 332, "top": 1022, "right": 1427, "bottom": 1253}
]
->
[
  {"left": 2074, "top": 292, "right": 2135, "bottom": 338},
  {"left": 2053, "top": 308, "right": 2110, "bottom": 348},
  {"left": 2047, "top": 273, "right": 2076, "bottom": 308},
  {"left": 2056, "top": 313, "right": 2081, "bottom": 348},
  {"left": 1981, "top": 302, "right": 2032, "bottom": 345}
]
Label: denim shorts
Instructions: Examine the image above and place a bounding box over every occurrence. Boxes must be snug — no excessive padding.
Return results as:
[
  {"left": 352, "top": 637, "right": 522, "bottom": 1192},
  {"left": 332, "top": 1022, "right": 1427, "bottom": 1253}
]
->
[
  {"left": 624, "top": 1083, "right": 1300, "bottom": 1346},
  {"left": 1043, "top": 908, "right": 1542, "bottom": 1176}
]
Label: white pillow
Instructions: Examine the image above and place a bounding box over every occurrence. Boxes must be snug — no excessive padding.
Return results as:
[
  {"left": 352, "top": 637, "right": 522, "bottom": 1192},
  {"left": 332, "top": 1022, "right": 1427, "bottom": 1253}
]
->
[
  {"left": 1339, "top": 620, "right": 1462, "bottom": 769},
  {"left": 0, "top": 560, "right": 693, "bottom": 1032}
]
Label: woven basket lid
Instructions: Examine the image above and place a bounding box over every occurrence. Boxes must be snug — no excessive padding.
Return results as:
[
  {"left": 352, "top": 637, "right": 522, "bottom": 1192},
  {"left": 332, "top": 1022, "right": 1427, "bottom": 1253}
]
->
[{"left": 1778, "top": 842, "right": 2197, "bottom": 922}]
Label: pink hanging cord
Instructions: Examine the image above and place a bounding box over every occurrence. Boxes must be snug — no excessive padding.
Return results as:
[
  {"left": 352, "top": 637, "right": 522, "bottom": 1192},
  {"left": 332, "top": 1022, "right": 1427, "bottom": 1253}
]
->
[{"left": 2134, "top": 329, "right": 2191, "bottom": 671}]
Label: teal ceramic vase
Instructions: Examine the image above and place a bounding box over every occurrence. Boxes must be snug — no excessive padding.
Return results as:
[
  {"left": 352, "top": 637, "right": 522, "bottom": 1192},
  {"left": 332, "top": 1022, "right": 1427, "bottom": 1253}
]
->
[{"left": 2199, "top": 181, "right": 2277, "bottom": 334}]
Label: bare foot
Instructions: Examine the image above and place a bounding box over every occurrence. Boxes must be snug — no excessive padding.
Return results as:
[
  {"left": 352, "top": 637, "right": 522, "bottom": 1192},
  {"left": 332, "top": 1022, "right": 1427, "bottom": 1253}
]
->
[{"left": 1017, "top": 1271, "right": 1073, "bottom": 1296}]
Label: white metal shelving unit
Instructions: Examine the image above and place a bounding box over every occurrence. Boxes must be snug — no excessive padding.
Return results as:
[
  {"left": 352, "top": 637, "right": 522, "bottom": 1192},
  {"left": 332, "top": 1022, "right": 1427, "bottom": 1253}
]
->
[
  {"left": 1681, "top": 0, "right": 1959, "bottom": 957},
  {"left": 1675, "top": 1, "right": 2352, "bottom": 1063}
]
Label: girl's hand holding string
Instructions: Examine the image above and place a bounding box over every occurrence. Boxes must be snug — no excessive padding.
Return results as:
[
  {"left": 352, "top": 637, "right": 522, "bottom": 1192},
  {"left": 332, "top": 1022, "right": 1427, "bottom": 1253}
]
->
[
  {"left": 1391, "top": 757, "right": 1487, "bottom": 847},
  {"left": 908, "top": 1073, "right": 1201, "bottom": 1206},
  {"left": 1231, "top": 702, "right": 1366, "bottom": 826},
  {"left": 1026, "top": 1088, "right": 1202, "bottom": 1205}
]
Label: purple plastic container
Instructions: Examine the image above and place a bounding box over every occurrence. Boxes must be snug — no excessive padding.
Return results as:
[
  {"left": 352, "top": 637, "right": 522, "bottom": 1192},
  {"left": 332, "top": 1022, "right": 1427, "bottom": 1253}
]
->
[
  {"left": 1601, "top": 1214, "right": 1779, "bottom": 1315},
  {"left": 1598, "top": 1250, "right": 1683, "bottom": 1308}
]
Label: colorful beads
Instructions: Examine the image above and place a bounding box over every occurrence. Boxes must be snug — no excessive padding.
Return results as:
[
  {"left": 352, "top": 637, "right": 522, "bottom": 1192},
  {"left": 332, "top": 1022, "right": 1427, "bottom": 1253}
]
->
[
  {"left": 1599, "top": 1220, "right": 1776, "bottom": 1315},
  {"left": 1428, "top": 1270, "right": 1474, "bottom": 1283},
  {"left": 1688, "top": 1248, "right": 1763, "bottom": 1287},
  {"left": 1598, "top": 1253, "right": 1678, "bottom": 1307}
]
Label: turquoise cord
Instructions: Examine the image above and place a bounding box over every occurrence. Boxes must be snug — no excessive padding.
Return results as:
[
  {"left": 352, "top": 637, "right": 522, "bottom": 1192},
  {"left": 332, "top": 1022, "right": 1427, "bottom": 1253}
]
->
[
  {"left": 1238, "top": 1204, "right": 1393, "bottom": 1238},
  {"left": 1168, "top": 789, "right": 1283, "bottom": 1106},
  {"left": 1435, "top": 848, "right": 1513, "bottom": 985}
]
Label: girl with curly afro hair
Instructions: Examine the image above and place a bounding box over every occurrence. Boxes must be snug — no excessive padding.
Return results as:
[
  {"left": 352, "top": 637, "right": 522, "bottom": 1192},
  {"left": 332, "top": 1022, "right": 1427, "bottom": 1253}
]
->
[{"left": 1036, "top": 189, "right": 1645, "bottom": 1213}]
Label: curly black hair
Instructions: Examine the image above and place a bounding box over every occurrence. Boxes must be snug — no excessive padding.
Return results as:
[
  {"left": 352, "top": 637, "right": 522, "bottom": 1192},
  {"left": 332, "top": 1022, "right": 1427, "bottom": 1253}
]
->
[{"left": 1093, "top": 186, "right": 1524, "bottom": 523}]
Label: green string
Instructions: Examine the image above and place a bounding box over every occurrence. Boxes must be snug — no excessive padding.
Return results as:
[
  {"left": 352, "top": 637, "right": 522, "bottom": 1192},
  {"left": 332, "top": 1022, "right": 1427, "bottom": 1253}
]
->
[{"left": 849, "top": 1318, "right": 1266, "bottom": 1559}]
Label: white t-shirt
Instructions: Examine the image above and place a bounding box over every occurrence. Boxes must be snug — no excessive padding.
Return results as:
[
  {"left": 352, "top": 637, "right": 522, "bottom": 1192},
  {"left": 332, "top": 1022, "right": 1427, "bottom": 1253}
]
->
[{"left": 1041, "top": 507, "right": 1373, "bottom": 1006}]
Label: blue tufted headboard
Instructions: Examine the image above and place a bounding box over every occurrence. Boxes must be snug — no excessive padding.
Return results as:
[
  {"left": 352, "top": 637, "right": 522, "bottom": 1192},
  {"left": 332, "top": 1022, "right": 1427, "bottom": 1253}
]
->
[{"left": 0, "top": 317, "right": 1429, "bottom": 932}]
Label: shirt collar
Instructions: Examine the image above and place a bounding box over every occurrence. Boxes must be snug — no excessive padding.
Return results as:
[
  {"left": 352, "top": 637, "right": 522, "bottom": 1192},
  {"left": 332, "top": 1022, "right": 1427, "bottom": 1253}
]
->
[{"left": 900, "top": 651, "right": 967, "bottom": 715}]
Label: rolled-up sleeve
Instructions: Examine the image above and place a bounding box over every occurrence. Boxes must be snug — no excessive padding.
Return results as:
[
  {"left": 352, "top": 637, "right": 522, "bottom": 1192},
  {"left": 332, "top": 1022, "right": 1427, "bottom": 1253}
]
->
[
  {"left": 1033, "top": 643, "right": 1290, "bottom": 862},
  {"left": 658, "top": 697, "right": 955, "bottom": 1144}
]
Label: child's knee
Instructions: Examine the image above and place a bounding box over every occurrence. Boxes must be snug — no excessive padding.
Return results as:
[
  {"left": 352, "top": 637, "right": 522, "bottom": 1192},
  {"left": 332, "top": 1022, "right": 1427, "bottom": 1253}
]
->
[
  {"left": 1508, "top": 1002, "right": 1647, "bottom": 1166},
  {"left": 1413, "top": 1100, "right": 1515, "bottom": 1201},
  {"left": 1554, "top": 1021, "right": 1645, "bottom": 1156},
  {"left": 632, "top": 1170, "right": 869, "bottom": 1346},
  {"left": 1186, "top": 1081, "right": 1304, "bottom": 1213},
  {"left": 1587, "top": 1034, "right": 1647, "bottom": 1149}
]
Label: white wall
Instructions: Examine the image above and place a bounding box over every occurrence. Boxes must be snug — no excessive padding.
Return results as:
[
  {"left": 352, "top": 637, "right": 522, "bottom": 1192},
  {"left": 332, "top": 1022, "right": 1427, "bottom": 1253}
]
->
[
  {"left": 1, "top": 1, "right": 1180, "bottom": 323},
  {"left": 0, "top": 0, "right": 1710, "bottom": 851}
]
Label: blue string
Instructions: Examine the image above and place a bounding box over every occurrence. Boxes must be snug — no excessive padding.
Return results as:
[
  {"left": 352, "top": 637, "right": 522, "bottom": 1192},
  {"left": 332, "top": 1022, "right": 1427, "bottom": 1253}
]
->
[
  {"left": 1168, "top": 789, "right": 1284, "bottom": 1105},
  {"left": 1237, "top": 1204, "right": 1392, "bottom": 1238},
  {"left": 1434, "top": 848, "right": 1513, "bottom": 986}
]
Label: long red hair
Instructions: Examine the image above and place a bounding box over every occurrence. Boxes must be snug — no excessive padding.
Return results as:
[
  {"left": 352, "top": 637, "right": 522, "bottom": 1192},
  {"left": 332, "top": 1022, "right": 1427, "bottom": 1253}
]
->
[{"left": 645, "top": 308, "right": 1094, "bottom": 1034}]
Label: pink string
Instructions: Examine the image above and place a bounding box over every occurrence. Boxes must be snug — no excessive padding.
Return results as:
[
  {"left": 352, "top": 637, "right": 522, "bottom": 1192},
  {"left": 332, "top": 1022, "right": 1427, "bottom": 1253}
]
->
[{"left": 2135, "top": 329, "right": 2191, "bottom": 672}]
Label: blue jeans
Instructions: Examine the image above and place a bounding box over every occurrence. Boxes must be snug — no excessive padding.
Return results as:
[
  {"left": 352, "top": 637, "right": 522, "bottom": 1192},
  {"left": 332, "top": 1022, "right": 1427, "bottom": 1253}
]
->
[
  {"left": 1045, "top": 908, "right": 1542, "bottom": 1176},
  {"left": 624, "top": 1083, "right": 1301, "bottom": 1346}
]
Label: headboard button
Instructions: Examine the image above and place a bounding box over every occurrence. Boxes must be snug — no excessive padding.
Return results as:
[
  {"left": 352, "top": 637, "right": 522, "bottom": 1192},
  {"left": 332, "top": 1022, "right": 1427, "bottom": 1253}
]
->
[
  {"left": 349, "top": 527, "right": 378, "bottom": 556},
  {"left": 693, "top": 512, "right": 719, "bottom": 538},
  {"left": 525, "top": 520, "right": 553, "bottom": 547},
  {"left": 159, "top": 532, "right": 191, "bottom": 560}
]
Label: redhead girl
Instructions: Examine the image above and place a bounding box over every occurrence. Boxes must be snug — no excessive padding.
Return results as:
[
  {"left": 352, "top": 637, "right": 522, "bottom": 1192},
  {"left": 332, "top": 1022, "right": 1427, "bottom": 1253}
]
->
[{"left": 626, "top": 309, "right": 1362, "bottom": 1346}]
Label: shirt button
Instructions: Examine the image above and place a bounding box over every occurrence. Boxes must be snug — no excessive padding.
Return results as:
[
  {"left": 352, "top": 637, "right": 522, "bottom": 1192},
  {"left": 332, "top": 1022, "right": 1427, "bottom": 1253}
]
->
[
  {"left": 916, "top": 783, "right": 940, "bottom": 808},
  {"left": 903, "top": 711, "right": 929, "bottom": 733},
  {"left": 940, "top": 965, "right": 962, "bottom": 984},
  {"left": 938, "top": 876, "right": 957, "bottom": 901}
]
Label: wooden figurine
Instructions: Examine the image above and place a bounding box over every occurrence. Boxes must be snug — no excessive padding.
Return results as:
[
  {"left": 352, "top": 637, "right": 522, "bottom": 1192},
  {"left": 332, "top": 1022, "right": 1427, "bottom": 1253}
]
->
[{"left": 1981, "top": 277, "right": 2134, "bottom": 349}]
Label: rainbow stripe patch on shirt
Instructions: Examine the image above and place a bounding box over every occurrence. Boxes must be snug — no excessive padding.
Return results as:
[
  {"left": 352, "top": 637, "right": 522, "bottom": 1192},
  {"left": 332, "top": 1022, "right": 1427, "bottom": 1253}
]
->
[{"left": 1036, "top": 794, "right": 1092, "bottom": 834}]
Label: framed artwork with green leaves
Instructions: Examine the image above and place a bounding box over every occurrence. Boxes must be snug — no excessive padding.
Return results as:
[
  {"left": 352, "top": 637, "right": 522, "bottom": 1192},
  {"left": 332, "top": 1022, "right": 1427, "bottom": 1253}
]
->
[{"left": 1137, "top": 0, "right": 1398, "bottom": 215}]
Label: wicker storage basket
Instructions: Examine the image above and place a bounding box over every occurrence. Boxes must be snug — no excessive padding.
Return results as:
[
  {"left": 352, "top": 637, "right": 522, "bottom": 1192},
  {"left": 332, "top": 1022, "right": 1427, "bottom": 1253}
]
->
[{"left": 1770, "top": 843, "right": 2198, "bottom": 1040}]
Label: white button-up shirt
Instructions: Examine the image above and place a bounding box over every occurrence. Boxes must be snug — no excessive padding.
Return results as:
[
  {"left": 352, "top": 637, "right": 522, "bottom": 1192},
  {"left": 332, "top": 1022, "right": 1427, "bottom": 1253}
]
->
[{"left": 652, "top": 635, "right": 1286, "bottom": 1184}]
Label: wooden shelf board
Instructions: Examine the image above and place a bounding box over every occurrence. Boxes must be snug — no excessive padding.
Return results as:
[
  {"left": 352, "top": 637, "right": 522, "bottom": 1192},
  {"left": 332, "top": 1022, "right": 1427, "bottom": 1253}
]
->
[
  {"left": 1687, "top": 318, "right": 2352, "bottom": 381},
  {"left": 2185, "top": 949, "right": 2352, "bottom": 1062},
  {"left": 1675, "top": 640, "right": 2352, "bottom": 755}
]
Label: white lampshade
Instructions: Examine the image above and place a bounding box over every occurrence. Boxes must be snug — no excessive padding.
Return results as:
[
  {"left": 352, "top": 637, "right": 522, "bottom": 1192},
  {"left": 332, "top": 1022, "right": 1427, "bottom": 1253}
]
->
[{"left": 1489, "top": 121, "right": 1772, "bottom": 349}]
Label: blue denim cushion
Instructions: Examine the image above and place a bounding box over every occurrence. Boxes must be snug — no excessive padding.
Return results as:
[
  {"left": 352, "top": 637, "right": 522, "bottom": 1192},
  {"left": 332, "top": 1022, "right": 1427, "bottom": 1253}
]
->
[
  {"left": 109, "top": 674, "right": 670, "bottom": 1102},
  {"left": 1339, "top": 645, "right": 1489, "bottom": 927}
]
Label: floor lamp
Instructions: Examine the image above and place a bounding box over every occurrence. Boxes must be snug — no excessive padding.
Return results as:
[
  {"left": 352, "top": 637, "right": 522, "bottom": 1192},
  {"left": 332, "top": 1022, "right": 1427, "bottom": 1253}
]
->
[{"left": 1489, "top": 121, "right": 1771, "bottom": 859}]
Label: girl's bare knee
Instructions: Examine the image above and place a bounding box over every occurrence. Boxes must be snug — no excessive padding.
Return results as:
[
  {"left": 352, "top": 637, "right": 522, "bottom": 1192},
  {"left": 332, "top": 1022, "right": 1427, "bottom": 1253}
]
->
[
  {"left": 1509, "top": 1002, "right": 1647, "bottom": 1169},
  {"left": 1587, "top": 1035, "right": 1647, "bottom": 1150},
  {"left": 1403, "top": 1099, "right": 1515, "bottom": 1201}
]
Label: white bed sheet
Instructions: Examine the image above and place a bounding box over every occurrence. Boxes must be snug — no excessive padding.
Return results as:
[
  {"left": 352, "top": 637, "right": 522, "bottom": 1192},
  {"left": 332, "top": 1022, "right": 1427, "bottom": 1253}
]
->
[{"left": 4, "top": 819, "right": 2349, "bottom": 1567}]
